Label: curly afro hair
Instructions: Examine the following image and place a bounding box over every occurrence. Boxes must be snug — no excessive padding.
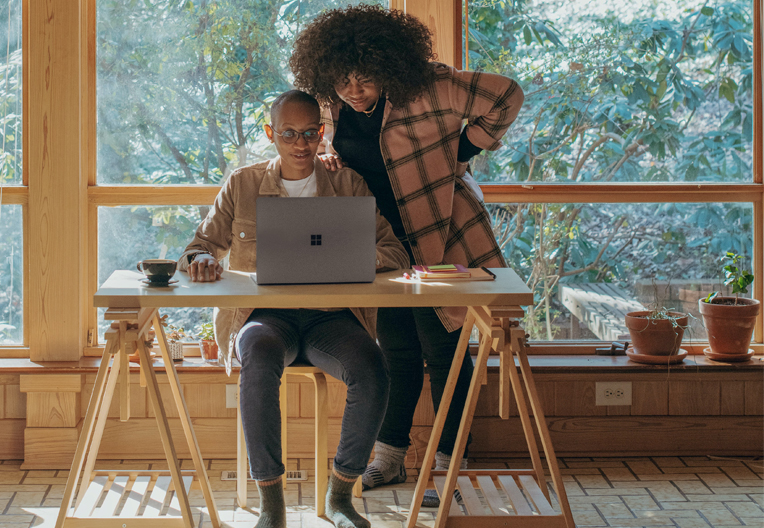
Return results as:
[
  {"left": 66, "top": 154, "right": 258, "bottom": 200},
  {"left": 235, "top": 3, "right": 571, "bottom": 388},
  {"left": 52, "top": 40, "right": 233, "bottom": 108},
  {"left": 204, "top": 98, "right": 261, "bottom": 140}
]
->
[{"left": 289, "top": 4, "right": 438, "bottom": 108}]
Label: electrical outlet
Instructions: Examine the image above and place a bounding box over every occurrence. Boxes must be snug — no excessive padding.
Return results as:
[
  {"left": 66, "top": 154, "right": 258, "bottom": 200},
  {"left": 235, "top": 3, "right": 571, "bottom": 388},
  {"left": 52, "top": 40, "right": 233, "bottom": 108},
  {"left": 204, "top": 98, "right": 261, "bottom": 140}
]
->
[
  {"left": 225, "top": 384, "right": 238, "bottom": 408},
  {"left": 595, "top": 381, "right": 632, "bottom": 406}
]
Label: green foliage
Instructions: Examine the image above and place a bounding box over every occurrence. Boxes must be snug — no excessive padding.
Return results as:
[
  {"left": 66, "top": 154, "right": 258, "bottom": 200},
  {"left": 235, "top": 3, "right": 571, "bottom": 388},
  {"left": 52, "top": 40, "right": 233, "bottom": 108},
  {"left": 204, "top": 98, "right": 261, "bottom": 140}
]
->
[
  {"left": 723, "top": 251, "right": 755, "bottom": 294},
  {"left": 196, "top": 322, "right": 215, "bottom": 341},
  {"left": 705, "top": 251, "right": 754, "bottom": 303},
  {"left": 469, "top": 0, "right": 753, "bottom": 338}
]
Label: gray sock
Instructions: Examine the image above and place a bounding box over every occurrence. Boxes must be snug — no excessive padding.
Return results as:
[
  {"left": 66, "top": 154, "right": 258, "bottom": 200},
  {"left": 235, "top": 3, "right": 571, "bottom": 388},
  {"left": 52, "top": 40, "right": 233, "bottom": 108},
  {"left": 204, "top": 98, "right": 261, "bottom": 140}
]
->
[
  {"left": 325, "top": 471, "right": 370, "bottom": 528},
  {"left": 422, "top": 451, "right": 467, "bottom": 508},
  {"left": 255, "top": 478, "right": 286, "bottom": 528},
  {"left": 361, "top": 441, "right": 407, "bottom": 490}
]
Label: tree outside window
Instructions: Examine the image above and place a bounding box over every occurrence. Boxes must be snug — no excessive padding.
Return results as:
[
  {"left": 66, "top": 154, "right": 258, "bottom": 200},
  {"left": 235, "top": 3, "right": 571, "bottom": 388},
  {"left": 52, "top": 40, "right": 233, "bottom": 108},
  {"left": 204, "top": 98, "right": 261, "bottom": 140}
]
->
[{"left": 467, "top": 0, "right": 753, "bottom": 340}]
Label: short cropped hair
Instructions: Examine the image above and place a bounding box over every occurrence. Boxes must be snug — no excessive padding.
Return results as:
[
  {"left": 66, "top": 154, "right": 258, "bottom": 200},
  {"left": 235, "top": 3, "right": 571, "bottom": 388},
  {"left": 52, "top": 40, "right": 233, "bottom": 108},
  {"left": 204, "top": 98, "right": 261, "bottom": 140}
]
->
[{"left": 270, "top": 90, "right": 321, "bottom": 128}]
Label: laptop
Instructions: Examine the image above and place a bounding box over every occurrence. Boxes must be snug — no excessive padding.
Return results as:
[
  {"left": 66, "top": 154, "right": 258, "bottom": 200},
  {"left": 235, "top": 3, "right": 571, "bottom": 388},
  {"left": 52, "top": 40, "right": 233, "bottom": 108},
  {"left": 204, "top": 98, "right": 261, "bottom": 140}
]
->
[{"left": 254, "top": 196, "right": 377, "bottom": 285}]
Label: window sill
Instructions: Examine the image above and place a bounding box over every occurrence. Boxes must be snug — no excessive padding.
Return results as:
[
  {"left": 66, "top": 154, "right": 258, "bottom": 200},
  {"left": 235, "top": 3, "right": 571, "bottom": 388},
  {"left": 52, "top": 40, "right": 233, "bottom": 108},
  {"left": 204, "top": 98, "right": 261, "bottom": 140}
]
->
[{"left": 0, "top": 353, "right": 761, "bottom": 374}]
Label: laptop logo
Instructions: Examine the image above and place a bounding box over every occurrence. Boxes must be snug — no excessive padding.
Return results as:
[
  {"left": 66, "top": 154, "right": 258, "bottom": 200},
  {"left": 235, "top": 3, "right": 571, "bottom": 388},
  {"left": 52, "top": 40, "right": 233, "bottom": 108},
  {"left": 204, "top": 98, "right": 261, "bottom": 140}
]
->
[{"left": 311, "top": 234, "right": 322, "bottom": 246}]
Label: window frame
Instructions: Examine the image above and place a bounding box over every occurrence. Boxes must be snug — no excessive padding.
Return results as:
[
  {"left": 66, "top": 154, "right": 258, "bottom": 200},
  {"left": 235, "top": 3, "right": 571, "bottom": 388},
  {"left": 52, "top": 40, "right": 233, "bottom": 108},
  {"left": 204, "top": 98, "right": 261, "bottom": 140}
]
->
[{"left": 8, "top": 0, "right": 763, "bottom": 360}]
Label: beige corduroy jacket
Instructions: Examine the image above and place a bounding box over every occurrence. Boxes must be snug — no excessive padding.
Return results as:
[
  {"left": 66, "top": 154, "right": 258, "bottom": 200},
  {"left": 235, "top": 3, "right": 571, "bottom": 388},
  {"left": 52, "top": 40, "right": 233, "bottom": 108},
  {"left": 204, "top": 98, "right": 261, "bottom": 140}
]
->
[{"left": 179, "top": 156, "right": 409, "bottom": 374}]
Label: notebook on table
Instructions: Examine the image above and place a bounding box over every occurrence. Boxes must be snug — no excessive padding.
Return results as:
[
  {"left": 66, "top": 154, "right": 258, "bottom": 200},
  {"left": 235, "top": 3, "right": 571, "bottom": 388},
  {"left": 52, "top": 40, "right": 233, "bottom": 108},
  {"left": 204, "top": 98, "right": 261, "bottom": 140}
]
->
[
  {"left": 412, "top": 265, "right": 496, "bottom": 282},
  {"left": 254, "top": 196, "right": 377, "bottom": 285}
]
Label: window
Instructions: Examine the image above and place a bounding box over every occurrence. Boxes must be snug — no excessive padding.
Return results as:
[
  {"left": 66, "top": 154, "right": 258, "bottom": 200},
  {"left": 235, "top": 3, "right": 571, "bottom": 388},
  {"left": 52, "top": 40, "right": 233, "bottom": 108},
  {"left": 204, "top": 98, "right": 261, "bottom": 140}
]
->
[
  {"left": 0, "top": 0, "right": 22, "bottom": 347},
  {"left": 94, "top": 0, "right": 385, "bottom": 338},
  {"left": 467, "top": 0, "right": 760, "bottom": 345}
]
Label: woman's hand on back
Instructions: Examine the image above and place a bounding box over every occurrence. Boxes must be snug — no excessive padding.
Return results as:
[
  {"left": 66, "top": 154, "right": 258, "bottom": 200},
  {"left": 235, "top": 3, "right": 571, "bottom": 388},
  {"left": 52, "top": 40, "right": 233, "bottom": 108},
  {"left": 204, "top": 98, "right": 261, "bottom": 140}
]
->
[
  {"left": 189, "top": 254, "right": 223, "bottom": 282},
  {"left": 319, "top": 153, "right": 345, "bottom": 171}
]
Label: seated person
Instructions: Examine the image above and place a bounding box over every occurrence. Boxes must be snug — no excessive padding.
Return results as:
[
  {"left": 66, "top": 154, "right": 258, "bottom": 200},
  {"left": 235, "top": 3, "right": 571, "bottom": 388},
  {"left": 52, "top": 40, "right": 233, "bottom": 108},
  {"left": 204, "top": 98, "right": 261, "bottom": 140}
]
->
[{"left": 178, "top": 90, "right": 409, "bottom": 528}]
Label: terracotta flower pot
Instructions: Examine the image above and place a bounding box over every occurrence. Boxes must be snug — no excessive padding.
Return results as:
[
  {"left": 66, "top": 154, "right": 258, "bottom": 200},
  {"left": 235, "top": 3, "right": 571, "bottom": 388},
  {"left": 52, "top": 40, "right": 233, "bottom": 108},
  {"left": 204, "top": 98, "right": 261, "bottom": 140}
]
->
[
  {"left": 699, "top": 297, "right": 760, "bottom": 355},
  {"left": 624, "top": 311, "right": 688, "bottom": 355},
  {"left": 200, "top": 339, "right": 219, "bottom": 363}
]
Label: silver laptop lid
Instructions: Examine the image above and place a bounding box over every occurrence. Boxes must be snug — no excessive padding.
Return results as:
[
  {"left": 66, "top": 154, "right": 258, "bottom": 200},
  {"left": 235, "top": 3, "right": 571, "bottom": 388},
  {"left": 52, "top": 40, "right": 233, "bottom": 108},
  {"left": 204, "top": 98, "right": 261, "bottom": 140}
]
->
[{"left": 255, "top": 196, "right": 377, "bottom": 285}]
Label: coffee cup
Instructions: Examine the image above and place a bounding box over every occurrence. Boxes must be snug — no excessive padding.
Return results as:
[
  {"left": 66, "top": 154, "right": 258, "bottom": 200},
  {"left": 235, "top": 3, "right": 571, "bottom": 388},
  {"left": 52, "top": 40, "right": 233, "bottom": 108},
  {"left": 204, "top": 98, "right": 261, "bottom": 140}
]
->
[{"left": 137, "top": 259, "right": 177, "bottom": 283}]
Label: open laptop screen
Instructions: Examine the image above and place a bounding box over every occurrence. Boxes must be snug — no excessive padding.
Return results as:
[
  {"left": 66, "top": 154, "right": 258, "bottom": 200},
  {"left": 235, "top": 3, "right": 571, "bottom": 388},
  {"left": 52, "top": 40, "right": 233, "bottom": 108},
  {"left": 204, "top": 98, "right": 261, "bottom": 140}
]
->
[{"left": 254, "top": 196, "right": 377, "bottom": 285}]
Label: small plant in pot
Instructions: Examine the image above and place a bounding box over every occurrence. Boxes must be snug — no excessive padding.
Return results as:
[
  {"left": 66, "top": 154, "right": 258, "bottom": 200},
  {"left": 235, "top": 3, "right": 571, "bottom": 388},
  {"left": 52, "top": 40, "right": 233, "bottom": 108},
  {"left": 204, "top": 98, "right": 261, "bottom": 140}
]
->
[
  {"left": 165, "top": 325, "right": 187, "bottom": 362},
  {"left": 624, "top": 305, "right": 689, "bottom": 361},
  {"left": 699, "top": 252, "right": 759, "bottom": 360},
  {"left": 196, "top": 322, "right": 219, "bottom": 364}
]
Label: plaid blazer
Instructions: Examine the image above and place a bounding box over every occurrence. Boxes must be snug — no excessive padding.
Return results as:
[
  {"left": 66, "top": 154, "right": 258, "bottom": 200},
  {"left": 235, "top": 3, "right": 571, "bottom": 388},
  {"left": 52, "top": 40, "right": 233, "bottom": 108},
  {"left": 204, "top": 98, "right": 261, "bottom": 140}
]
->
[{"left": 322, "top": 63, "right": 524, "bottom": 331}]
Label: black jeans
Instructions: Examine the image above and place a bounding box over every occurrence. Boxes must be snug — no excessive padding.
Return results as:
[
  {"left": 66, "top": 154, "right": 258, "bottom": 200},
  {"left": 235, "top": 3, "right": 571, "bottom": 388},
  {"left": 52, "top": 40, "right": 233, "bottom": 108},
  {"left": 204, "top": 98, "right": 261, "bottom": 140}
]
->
[
  {"left": 375, "top": 306, "right": 473, "bottom": 454},
  {"left": 236, "top": 308, "right": 389, "bottom": 480}
]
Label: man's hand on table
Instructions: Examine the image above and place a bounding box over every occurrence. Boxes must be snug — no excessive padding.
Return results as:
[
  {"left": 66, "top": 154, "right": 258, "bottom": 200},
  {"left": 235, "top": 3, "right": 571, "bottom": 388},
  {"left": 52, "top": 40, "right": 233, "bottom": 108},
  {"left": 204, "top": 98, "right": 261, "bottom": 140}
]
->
[{"left": 189, "top": 254, "right": 223, "bottom": 282}]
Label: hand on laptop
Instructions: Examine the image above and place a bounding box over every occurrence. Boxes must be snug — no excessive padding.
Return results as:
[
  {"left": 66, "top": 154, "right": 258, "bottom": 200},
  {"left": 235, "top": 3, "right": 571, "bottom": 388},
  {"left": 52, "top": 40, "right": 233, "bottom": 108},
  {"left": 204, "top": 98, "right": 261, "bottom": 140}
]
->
[{"left": 189, "top": 254, "right": 223, "bottom": 282}]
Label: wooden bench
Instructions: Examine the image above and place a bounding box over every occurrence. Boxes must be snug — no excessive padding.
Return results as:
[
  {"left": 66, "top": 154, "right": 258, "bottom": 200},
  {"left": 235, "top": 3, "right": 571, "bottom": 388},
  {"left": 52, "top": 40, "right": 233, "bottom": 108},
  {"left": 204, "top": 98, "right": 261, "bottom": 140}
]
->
[{"left": 559, "top": 282, "right": 645, "bottom": 341}]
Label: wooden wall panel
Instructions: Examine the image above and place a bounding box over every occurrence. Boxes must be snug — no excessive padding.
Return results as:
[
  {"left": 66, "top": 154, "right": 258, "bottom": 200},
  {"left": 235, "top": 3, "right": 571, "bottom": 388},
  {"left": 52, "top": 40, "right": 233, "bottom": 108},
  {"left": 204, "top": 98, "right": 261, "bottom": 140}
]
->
[
  {"left": 745, "top": 380, "right": 763, "bottom": 415},
  {"left": 720, "top": 381, "right": 746, "bottom": 415},
  {"left": 554, "top": 381, "right": 606, "bottom": 416},
  {"left": 81, "top": 375, "right": 146, "bottom": 419},
  {"left": 606, "top": 401, "right": 631, "bottom": 416},
  {"left": 669, "top": 381, "right": 721, "bottom": 416},
  {"left": 412, "top": 384, "right": 435, "bottom": 426},
  {"left": 146, "top": 383, "right": 181, "bottom": 419},
  {"left": 26, "top": 392, "right": 80, "bottom": 428},
  {"left": 23, "top": 425, "right": 81, "bottom": 469},
  {"left": 0, "top": 419, "right": 25, "bottom": 459},
  {"left": 326, "top": 381, "right": 347, "bottom": 419},
  {"left": 475, "top": 376, "right": 499, "bottom": 417},
  {"left": 535, "top": 381, "right": 556, "bottom": 417},
  {"left": 0, "top": 386, "right": 4, "bottom": 420},
  {"left": 184, "top": 383, "right": 235, "bottom": 418},
  {"left": 5, "top": 384, "right": 26, "bottom": 419},
  {"left": 632, "top": 381, "right": 668, "bottom": 415},
  {"left": 286, "top": 379, "right": 300, "bottom": 418},
  {"left": 6, "top": 369, "right": 762, "bottom": 464},
  {"left": 20, "top": 374, "right": 82, "bottom": 392},
  {"left": 469, "top": 416, "right": 764, "bottom": 457}
]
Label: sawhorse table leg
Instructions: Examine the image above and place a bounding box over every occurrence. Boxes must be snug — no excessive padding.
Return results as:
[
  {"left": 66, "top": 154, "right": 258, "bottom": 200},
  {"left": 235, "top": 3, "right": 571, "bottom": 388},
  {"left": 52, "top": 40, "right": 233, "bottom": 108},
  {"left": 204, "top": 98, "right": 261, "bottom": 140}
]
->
[
  {"left": 56, "top": 307, "right": 220, "bottom": 528},
  {"left": 406, "top": 305, "right": 575, "bottom": 528}
]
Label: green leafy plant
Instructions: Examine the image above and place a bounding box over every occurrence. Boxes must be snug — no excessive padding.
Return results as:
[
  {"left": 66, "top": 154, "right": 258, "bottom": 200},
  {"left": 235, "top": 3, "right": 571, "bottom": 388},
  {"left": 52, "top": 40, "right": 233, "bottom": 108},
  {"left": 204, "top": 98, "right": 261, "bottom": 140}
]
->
[
  {"left": 196, "top": 322, "right": 215, "bottom": 342},
  {"left": 705, "top": 252, "right": 755, "bottom": 305}
]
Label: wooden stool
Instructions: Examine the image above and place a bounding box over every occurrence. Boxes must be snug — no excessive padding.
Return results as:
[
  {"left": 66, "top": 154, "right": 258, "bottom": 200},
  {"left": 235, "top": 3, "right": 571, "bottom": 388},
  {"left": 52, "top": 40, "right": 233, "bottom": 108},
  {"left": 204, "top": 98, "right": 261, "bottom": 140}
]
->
[
  {"left": 236, "top": 365, "right": 362, "bottom": 515},
  {"left": 56, "top": 308, "right": 220, "bottom": 528},
  {"left": 406, "top": 306, "right": 575, "bottom": 528}
]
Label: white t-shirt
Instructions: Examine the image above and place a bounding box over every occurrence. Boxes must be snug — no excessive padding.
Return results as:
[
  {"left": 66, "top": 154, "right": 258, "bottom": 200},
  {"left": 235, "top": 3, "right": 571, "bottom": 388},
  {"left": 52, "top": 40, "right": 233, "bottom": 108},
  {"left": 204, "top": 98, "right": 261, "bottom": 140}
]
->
[{"left": 281, "top": 171, "right": 317, "bottom": 197}]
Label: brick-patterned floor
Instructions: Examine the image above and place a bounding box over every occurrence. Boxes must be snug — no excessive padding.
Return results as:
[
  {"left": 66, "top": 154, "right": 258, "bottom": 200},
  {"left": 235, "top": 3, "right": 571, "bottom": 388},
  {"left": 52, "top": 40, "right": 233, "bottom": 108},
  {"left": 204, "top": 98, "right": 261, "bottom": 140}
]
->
[{"left": 0, "top": 456, "right": 761, "bottom": 527}]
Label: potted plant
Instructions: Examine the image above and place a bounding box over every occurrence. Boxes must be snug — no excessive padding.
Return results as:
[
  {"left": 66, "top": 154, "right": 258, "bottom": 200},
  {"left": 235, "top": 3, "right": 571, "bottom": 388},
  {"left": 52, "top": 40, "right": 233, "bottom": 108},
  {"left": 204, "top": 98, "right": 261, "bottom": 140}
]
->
[
  {"left": 196, "top": 322, "right": 219, "bottom": 363},
  {"left": 624, "top": 305, "right": 689, "bottom": 361},
  {"left": 159, "top": 315, "right": 187, "bottom": 362},
  {"left": 699, "top": 252, "right": 759, "bottom": 360}
]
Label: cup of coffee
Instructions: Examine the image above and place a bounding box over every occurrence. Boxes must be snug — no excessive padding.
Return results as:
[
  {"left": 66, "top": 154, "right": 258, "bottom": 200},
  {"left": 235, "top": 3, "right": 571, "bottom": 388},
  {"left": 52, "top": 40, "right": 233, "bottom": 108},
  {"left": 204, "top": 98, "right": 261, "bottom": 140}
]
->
[{"left": 136, "top": 259, "right": 177, "bottom": 284}]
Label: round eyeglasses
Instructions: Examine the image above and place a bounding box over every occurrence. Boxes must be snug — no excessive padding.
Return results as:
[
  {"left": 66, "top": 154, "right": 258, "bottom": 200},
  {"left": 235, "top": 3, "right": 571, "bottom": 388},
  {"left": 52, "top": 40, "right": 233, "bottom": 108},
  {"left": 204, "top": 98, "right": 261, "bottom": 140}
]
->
[{"left": 272, "top": 128, "right": 322, "bottom": 144}]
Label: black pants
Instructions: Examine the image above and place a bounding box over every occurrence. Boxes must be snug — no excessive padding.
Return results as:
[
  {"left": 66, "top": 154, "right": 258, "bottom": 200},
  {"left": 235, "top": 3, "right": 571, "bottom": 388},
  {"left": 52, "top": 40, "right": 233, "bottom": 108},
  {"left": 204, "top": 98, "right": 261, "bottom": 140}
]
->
[{"left": 375, "top": 306, "right": 473, "bottom": 454}]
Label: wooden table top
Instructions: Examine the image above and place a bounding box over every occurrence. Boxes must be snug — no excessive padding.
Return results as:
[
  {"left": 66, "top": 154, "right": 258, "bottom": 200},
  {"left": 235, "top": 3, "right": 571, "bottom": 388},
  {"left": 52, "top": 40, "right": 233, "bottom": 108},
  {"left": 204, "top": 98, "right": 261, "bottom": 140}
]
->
[{"left": 94, "top": 268, "right": 534, "bottom": 309}]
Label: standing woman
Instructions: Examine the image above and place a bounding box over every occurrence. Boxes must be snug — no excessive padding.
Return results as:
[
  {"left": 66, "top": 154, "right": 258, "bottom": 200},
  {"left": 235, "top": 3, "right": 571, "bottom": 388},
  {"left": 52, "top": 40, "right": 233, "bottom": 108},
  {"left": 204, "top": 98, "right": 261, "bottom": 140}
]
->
[{"left": 289, "top": 4, "right": 523, "bottom": 506}]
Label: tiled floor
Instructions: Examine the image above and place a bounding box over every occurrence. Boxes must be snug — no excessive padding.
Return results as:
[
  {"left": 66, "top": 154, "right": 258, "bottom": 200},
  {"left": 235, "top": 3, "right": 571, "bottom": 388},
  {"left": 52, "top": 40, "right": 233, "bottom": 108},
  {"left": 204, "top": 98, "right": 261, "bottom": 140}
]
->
[{"left": 0, "top": 456, "right": 761, "bottom": 527}]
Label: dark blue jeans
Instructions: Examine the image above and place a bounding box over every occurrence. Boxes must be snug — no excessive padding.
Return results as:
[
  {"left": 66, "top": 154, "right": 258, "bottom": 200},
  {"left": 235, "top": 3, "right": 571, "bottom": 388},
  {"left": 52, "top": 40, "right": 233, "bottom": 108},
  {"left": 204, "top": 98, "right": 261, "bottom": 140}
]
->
[
  {"left": 236, "top": 308, "right": 389, "bottom": 481},
  {"left": 375, "top": 306, "right": 473, "bottom": 454}
]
